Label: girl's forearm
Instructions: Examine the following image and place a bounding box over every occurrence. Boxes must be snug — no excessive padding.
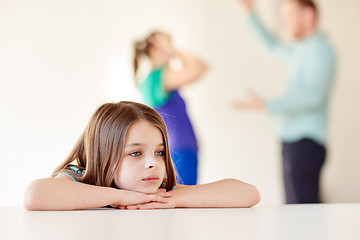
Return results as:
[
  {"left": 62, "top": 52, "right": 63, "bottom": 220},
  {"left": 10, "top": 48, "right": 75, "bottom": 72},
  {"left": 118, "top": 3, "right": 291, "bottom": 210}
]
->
[
  {"left": 23, "top": 178, "right": 121, "bottom": 211},
  {"left": 173, "top": 179, "right": 260, "bottom": 208}
]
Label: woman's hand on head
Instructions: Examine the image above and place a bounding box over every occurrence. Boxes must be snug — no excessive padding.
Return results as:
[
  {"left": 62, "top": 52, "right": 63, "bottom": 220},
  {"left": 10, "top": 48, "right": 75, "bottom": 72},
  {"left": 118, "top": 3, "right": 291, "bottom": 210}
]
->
[
  {"left": 113, "top": 188, "right": 172, "bottom": 209},
  {"left": 148, "top": 33, "right": 175, "bottom": 56}
]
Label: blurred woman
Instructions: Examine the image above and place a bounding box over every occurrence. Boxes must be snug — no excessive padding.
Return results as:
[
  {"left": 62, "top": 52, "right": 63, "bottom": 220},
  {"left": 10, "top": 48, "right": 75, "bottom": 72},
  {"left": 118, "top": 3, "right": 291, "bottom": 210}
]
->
[{"left": 133, "top": 31, "right": 207, "bottom": 185}]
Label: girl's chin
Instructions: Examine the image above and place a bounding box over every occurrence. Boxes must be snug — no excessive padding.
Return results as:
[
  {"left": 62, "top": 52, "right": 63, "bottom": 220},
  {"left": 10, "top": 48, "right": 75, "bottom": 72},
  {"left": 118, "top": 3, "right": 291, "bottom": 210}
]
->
[
  {"left": 117, "top": 183, "right": 162, "bottom": 194},
  {"left": 139, "top": 187, "right": 160, "bottom": 194},
  {"left": 126, "top": 186, "right": 160, "bottom": 194}
]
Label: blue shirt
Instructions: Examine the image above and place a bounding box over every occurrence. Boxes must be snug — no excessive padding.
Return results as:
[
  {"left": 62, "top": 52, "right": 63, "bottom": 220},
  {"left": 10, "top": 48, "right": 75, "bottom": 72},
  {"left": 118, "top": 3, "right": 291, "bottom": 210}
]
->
[
  {"left": 140, "top": 68, "right": 198, "bottom": 151},
  {"left": 56, "top": 166, "right": 84, "bottom": 182},
  {"left": 248, "top": 13, "right": 336, "bottom": 145}
]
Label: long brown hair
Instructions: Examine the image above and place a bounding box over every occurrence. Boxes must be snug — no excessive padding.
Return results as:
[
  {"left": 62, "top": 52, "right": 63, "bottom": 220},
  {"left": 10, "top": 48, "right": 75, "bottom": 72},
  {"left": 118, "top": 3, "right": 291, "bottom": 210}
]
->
[
  {"left": 52, "top": 101, "right": 176, "bottom": 191},
  {"left": 133, "top": 31, "right": 161, "bottom": 77}
]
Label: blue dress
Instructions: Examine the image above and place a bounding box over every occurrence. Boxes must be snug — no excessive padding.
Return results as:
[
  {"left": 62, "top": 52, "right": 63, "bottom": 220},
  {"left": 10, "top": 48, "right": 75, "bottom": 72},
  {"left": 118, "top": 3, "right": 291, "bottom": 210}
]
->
[{"left": 140, "top": 68, "right": 198, "bottom": 185}]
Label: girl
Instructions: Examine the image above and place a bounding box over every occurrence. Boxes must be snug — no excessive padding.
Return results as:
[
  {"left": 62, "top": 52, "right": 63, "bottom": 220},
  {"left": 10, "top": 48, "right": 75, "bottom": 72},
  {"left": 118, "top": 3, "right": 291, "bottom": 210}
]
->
[
  {"left": 24, "top": 101, "right": 260, "bottom": 210},
  {"left": 134, "top": 31, "right": 207, "bottom": 185}
]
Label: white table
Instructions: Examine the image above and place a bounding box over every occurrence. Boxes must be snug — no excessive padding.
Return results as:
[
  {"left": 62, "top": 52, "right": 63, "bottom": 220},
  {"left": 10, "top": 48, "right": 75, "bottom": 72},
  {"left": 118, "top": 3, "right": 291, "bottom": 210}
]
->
[{"left": 1, "top": 204, "right": 360, "bottom": 240}]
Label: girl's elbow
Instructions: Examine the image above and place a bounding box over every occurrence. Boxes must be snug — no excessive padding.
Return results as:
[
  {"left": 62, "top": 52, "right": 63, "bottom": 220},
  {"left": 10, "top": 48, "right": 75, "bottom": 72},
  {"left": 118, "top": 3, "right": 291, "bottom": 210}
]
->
[
  {"left": 247, "top": 185, "right": 261, "bottom": 207},
  {"left": 236, "top": 182, "right": 261, "bottom": 208},
  {"left": 23, "top": 195, "right": 39, "bottom": 211},
  {"left": 23, "top": 180, "right": 46, "bottom": 211},
  {"left": 225, "top": 179, "right": 261, "bottom": 207}
]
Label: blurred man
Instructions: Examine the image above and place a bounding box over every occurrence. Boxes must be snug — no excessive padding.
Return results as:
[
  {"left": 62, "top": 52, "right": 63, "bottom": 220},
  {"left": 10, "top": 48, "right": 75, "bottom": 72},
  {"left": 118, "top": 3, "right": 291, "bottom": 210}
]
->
[{"left": 234, "top": 0, "right": 336, "bottom": 203}]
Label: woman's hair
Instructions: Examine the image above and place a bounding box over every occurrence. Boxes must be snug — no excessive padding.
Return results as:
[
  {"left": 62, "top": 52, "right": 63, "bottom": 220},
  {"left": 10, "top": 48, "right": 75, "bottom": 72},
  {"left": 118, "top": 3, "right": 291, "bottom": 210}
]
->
[
  {"left": 133, "top": 31, "right": 161, "bottom": 77},
  {"left": 52, "top": 101, "right": 176, "bottom": 191}
]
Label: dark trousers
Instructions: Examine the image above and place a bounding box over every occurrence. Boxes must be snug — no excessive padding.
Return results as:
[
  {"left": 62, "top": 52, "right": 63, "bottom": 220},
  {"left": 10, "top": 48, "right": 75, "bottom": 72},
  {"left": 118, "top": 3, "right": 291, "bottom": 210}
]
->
[{"left": 282, "top": 138, "right": 326, "bottom": 204}]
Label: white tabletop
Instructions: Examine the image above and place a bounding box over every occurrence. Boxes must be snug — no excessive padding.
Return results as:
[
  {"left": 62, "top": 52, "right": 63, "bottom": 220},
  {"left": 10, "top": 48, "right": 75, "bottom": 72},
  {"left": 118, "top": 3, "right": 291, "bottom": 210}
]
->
[{"left": 1, "top": 203, "right": 360, "bottom": 240}]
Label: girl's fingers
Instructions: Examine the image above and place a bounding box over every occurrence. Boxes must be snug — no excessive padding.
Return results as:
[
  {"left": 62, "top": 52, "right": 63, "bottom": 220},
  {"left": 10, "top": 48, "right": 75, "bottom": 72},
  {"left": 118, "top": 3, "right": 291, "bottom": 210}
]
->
[
  {"left": 153, "top": 195, "right": 170, "bottom": 203},
  {"left": 158, "top": 191, "right": 172, "bottom": 198},
  {"left": 127, "top": 205, "right": 141, "bottom": 210},
  {"left": 125, "top": 200, "right": 174, "bottom": 210},
  {"left": 155, "top": 188, "right": 172, "bottom": 197},
  {"left": 153, "top": 192, "right": 172, "bottom": 202},
  {"left": 138, "top": 202, "right": 174, "bottom": 210},
  {"left": 138, "top": 204, "right": 155, "bottom": 210},
  {"left": 132, "top": 203, "right": 156, "bottom": 210},
  {"left": 119, "top": 190, "right": 172, "bottom": 209}
]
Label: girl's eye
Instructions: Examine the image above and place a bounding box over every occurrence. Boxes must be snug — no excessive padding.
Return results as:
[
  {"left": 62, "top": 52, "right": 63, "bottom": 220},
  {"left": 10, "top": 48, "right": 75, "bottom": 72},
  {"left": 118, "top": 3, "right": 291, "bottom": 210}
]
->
[
  {"left": 155, "top": 151, "right": 165, "bottom": 156},
  {"left": 130, "top": 151, "right": 141, "bottom": 157}
]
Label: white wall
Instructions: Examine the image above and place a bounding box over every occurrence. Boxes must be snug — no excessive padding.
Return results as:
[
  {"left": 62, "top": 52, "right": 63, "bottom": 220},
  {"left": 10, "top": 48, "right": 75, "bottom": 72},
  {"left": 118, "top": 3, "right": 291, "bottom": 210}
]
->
[
  {"left": 318, "top": 0, "right": 360, "bottom": 202},
  {"left": 1, "top": 0, "right": 359, "bottom": 206}
]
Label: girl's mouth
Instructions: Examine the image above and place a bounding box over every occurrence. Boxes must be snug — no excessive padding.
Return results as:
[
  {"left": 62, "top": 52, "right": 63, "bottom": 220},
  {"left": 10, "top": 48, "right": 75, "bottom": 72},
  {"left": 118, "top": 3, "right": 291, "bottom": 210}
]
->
[{"left": 142, "top": 175, "right": 159, "bottom": 183}]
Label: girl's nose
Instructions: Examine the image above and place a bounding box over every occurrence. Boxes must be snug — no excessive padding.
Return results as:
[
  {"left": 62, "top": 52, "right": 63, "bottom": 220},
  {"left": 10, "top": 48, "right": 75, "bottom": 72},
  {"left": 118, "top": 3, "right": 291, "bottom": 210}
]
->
[{"left": 145, "top": 157, "right": 156, "bottom": 169}]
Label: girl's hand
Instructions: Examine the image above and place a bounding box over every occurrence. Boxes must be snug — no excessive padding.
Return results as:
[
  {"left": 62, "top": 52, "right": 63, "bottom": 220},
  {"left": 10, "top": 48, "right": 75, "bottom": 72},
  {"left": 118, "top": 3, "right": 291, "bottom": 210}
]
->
[
  {"left": 112, "top": 188, "right": 172, "bottom": 208},
  {"left": 118, "top": 189, "right": 176, "bottom": 210},
  {"left": 122, "top": 198, "right": 176, "bottom": 210}
]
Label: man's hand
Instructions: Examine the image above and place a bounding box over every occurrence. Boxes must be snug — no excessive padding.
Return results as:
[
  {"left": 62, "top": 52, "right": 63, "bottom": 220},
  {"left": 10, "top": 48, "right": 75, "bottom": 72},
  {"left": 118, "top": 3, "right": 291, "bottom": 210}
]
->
[{"left": 233, "top": 89, "right": 265, "bottom": 111}]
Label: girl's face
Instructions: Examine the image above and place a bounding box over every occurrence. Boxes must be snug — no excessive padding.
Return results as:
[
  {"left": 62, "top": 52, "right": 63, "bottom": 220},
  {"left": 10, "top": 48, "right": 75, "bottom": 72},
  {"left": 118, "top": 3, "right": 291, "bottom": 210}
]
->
[{"left": 114, "top": 120, "right": 166, "bottom": 194}]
